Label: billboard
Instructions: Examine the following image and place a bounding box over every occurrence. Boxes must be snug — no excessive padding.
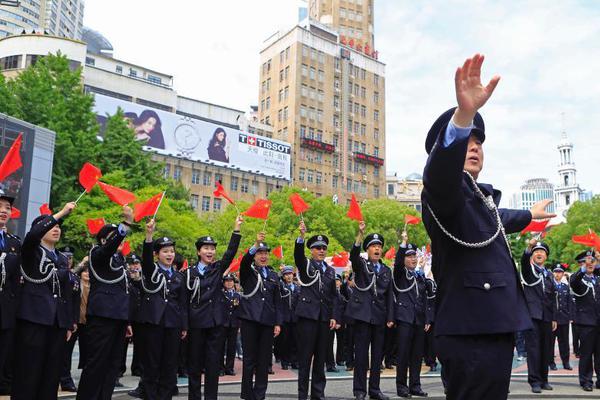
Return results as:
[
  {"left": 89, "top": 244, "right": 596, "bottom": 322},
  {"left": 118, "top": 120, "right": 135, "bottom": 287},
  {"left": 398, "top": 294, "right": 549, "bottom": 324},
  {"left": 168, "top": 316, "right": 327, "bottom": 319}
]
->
[{"left": 93, "top": 94, "right": 291, "bottom": 180}]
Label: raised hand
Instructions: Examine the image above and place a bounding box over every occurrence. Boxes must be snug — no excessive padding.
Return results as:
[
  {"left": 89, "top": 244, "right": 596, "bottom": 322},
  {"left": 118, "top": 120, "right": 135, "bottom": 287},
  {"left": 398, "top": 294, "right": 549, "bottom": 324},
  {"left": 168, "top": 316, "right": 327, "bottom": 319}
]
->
[
  {"left": 530, "top": 199, "right": 557, "bottom": 220},
  {"left": 234, "top": 214, "right": 244, "bottom": 231},
  {"left": 55, "top": 202, "right": 76, "bottom": 220},
  {"left": 256, "top": 231, "right": 266, "bottom": 245},
  {"left": 453, "top": 54, "right": 500, "bottom": 127},
  {"left": 122, "top": 205, "right": 134, "bottom": 225},
  {"left": 299, "top": 220, "right": 306, "bottom": 238},
  {"left": 145, "top": 218, "right": 156, "bottom": 241},
  {"left": 358, "top": 221, "right": 366, "bottom": 234}
]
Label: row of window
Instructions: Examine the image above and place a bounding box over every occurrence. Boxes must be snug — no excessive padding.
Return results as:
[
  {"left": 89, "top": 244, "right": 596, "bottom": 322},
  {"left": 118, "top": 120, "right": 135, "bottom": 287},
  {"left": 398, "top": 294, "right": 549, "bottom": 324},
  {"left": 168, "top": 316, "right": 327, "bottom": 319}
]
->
[
  {"left": 301, "top": 64, "right": 325, "bottom": 82},
  {"left": 165, "top": 165, "right": 269, "bottom": 196},
  {"left": 339, "top": 7, "right": 363, "bottom": 22},
  {"left": 190, "top": 195, "right": 222, "bottom": 212}
]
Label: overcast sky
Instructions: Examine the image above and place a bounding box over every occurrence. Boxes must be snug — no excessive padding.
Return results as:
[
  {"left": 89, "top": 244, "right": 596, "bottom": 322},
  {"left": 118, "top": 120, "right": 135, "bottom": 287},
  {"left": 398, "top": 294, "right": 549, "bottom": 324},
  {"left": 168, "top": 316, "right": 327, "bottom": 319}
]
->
[{"left": 84, "top": 0, "right": 600, "bottom": 204}]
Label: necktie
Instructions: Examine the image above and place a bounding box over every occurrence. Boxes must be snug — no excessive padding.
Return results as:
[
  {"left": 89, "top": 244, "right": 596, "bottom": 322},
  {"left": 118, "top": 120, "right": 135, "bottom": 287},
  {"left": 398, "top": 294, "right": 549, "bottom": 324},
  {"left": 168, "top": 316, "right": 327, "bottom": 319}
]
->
[
  {"left": 375, "top": 263, "right": 380, "bottom": 274},
  {"left": 261, "top": 267, "right": 267, "bottom": 279},
  {"left": 321, "top": 262, "right": 326, "bottom": 273},
  {"left": 198, "top": 264, "right": 205, "bottom": 276},
  {"left": 0, "top": 232, "right": 5, "bottom": 250}
]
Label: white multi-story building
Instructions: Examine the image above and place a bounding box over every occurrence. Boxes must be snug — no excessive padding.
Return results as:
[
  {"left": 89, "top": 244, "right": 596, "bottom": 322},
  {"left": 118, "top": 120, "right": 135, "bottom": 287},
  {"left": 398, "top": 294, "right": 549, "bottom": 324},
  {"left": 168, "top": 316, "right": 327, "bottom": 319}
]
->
[
  {"left": 0, "top": 0, "right": 84, "bottom": 39},
  {"left": 509, "top": 178, "right": 555, "bottom": 213},
  {"left": 386, "top": 172, "right": 422, "bottom": 211},
  {"left": 554, "top": 128, "right": 584, "bottom": 221}
]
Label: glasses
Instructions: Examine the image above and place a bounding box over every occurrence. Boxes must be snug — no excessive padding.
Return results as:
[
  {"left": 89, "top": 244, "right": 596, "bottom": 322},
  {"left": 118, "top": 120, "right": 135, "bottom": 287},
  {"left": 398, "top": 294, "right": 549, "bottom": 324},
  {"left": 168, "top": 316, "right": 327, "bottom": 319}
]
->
[{"left": 313, "top": 246, "right": 327, "bottom": 251}]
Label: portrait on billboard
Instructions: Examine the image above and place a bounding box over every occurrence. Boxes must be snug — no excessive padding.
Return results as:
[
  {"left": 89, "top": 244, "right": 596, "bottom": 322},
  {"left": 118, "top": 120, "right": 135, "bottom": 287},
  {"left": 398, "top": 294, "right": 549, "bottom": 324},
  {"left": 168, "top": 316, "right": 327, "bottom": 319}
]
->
[
  {"left": 133, "top": 109, "right": 164, "bottom": 149},
  {"left": 207, "top": 127, "right": 229, "bottom": 163}
]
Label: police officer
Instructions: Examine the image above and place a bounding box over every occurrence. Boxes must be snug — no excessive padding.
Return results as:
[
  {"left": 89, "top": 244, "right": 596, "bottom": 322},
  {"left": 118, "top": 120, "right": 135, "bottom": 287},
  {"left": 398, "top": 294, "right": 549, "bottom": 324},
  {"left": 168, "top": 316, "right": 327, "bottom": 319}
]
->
[
  {"left": 77, "top": 205, "right": 134, "bottom": 400},
  {"left": 238, "top": 232, "right": 282, "bottom": 400},
  {"left": 294, "top": 221, "right": 340, "bottom": 400},
  {"left": 127, "top": 254, "right": 146, "bottom": 399},
  {"left": 279, "top": 265, "right": 299, "bottom": 370},
  {"left": 573, "top": 251, "right": 588, "bottom": 358},
  {"left": 393, "top": 233, "right": 433, "bottom": 398},
  {"left": 549, "top": 263, "right": 573, "bottom": 371},
  {"left": 341, "top": 273, "right": 356, "bottom": 371},
  {"left": 570, "top": 249, "right": 600, "bottom": 391},
  {"left": 423, "top": 274, "right": 438, "bottom": 372},
  {"left": 59, "top": 245, "right": 80, "bottom": 393},
  {"left": 422, "top": 54, "right": 555, "bottom": 399},
  {"left": 13, "top": 202, "right": 77, "bottom": 400},
  {"left": 186, "top": 215, "right": 243, "bottom": 400},
  {"left": 139, "top": 219, "right": 188, "bottom": 400},
  {"left": 221, "top": 273, "right": 240, "bottom": 376},
  {"left": 326, "top": 275, "right": 345, "bottom": 372},
  {"left": 348, "top": 221, "right": 394, "bottom": 400}
]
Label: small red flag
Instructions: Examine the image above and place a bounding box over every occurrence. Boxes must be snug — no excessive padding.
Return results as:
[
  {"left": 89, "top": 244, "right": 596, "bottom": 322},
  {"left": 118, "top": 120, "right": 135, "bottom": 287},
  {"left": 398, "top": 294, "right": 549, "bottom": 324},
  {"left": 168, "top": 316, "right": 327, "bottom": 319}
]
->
[
  {"left": 331, "top": 251, "right": 350, "bottom": 267},
  {"left": 39, "top": 203, "right": 52, "bottom": 215},
  {"left": 10, "top": 207, "right": 20, "bottom": 219},
  {"left": 181, "top": 259, "right": 189, "bottom": 271},
  {"left": 404, "top": 215, "right": 421, "bottom": 225},
  {"left": 347, "top": 194, "right": 363, "bottom": 221},
  {"left": 134, "top": 193, "right": 163, "bottom": 222},
  {"left": 121, "top": 240, "right": 131, "bottom": 256},
  {"left": 521, "top": 219, "right": 550, "bottom": 235},
  {"left": 0, "top": 133, "right": 23, "bottom": 181},
  {"left": 79, "top": 162, "right": 102, "bottom": 192},
  {"left": 243, "top": 199, "right": 272, "bottom": 220},
  {"left": 384, "top": 246, "right": 396, "bottom": 260},
  {"left": 86, "top": 218, "right": 106, "bottom": 235},
  {"left": 289, "top": 193, "right": 310, "bottom": 215},
  {"left": 229, "top": 253, "right": 244, "bottom": 273},
  {"left": 213, "top": 182, "right": 235, "bottom": 205},
  {"left": 97, "top": 182, "right": 136, "bottom": 206},
  {"left": 272, "top": 245, "right": 283, "bottom": 259},
  {"left": 572, "top": 231, "right": 600, "bottom": 248}
]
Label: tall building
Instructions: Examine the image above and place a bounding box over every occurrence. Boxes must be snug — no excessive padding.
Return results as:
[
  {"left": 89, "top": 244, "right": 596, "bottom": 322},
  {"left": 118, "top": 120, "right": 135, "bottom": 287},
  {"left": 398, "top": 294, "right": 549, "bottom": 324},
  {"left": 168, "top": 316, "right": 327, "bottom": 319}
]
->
[
  {"left": 386, "top": 172, "right": 422, "bottom": 211},
  {"left": 554, "top": 127, "right": 584, "bottom": 220},
  {"left": 0, "top": 0, "right": 84, "bottom": 39},
  {"left": 258, "top": 18, "right": 385, "bottom": 203},
  {"left": 509, "top": 178, "right": 555, "bottom": 213},
  {"left": 309, "top": 0, "right": 374, "bottom": 47}
]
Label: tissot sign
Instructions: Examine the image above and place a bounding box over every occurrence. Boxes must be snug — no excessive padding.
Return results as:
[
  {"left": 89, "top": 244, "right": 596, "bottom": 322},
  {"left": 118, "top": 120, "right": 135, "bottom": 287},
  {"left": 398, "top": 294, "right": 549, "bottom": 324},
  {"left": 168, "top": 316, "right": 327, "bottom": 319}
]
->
[{"left": 93, "top": 94, "right": 291, "bottom": 180}]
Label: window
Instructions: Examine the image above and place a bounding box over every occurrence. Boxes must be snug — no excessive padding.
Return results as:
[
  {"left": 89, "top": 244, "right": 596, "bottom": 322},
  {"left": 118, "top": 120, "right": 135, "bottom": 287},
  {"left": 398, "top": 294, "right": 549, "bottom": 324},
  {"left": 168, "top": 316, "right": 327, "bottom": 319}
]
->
[
  {"left": 299, "top": 168, "right": 305, "bottom": 181},
  {"left": 302, "top": 45, "right": 309, "bottom": 57},
  {"left": 388, "top": 184, "right": 394, "bottom": 196},
  {"left": 300, "top": 105, "right": 307, "bottom": 118},
  {"left": 374, "top": 167, "right": 379, "bottom": 177},
  {"left": 283, "top": 107, "right": 289, "bottom": 120},
  {"left": 360, "top": 68, "right": 366, "bottom": 80},
  {"left": 354, "top": 102, "right": 360, "bottom": 114},
  {"left": 201, "top": 196, "right": 210, "bottom": 212},
  {"left": 284, "top": 86, "right": 289, "bottom": 100},
  {"left": 278, "top": 109, "right": 283, "bottom": 122},
  {"left": 115, "top": 65, "right": 123, "bottom": 74},
  {"left": 202, "top": 171, "right": 212, "bottom": 186},
  {"left": 316, "top": 172, "right": 322, "bottom": 185},
  {"left": 215, "top": 173, "right": 223, "bottom": 184},
  {"left": 147, "top": 75, "right": 162, "bottom": 85},
  {"left": 230, "top": 176, "right": 239, "bottom": 191},
  {"left": 374, "top": 146, "right": 379, "bottom": 157},
  {"left": 285, "top": 66, "right": 289, "bottom": 80},
  {"left": 318, "top": 51, "right": 325, "bottom": 64},
  {"left": 260, "top": 99, "right": 265, "bottom": 111},
  {"left": 374, "top": 74, "right": 379, "bottom": 86},
  {"left": 301, "top": 85, "right": 308, "bottom": 98},
  {"left": 318, "top": 90, "right": 324, "bottom": 103},
  {"left": 374, "top": 110, "right": 379, "bottom": 122},
  {"left": 129, "top": 68, "right": 137, "bottom": 77},
  {"left": 191, "top": 170, "right": 200, "bottom": 184},
  {"left": 300, "top": 125, "right": 307, "bottom": 138},
  {"left": 335, "top": 57, "right": 341, "bottom": 70},
  {"left": 354, "top": 84, "right": 360, "bottom": 96},
  {"left": 307, "top": 170, "right": 314, "bottom": 183},
  {"left": 347, "top": 156, "right": 353, "bottom": 172},
  {"left": 334, "top": 78, "right": 340, "bottom": 91},
  {"left": 318, "top": 70, "right": 324, "bottom": 82},
  {"left": 190, "top": 194, "right": 199, "bottom": 210},
  {"left": 332, "top": 175, "right": 338, "bottom": 188},
  {"left": 360, "top": 124, "right": 366, "bottom": 136},
  {"left": 278, "top": 89, "right": 283, "bottom": 102},
  {"left": 334, "top": 96, "right": 340, "bottom": 109},
  {"left": 317, "top": 109, "right": 323, "bottom": 122},
  {"left": 279, "top": 69, "right": 284, "bottom": 82},
  {"left": 374, "top": 91, "right": 379, "bottom": 104},
  {"left": 251, "top": 181, "right": 259, "bottom": 195},
  {"left": 241, "top": 179, "right": 249, "bottom": 193},
  {"left": 361, "top": 86, "right": 366, "bottom": 99},
  {"left": 285, "top": 46, "right": 290, "bottom": 60},
  {"left": 279, "top": 50, "right": 285, "bottom": 64},
  {"left": 302, "top": 64, "right": 308, "bottom": 77},
  {"left": 282, "top": 127, "right": 288, "bottom": 139},
  {"left": 266, "top": 97, "right": 271, "bottom": 110},
  {"left": 310, "top": 67, "right": 316, "bottom": 80},
  {"left": 347, "top": 178, "right": 352, "bottom": 192},
  {"left": 173, "top": 166, "right": 182, "bottom": 181},
  {"left": 354, "top": 121, "right": 360, "bottom": 133},
  {"left": 213, "top": 198, "right": 222, "bottom": 211},
  {"left": 311, "top": 48, "right": 317, "bottom": 61},
  {"left": 266, "top": 184, "right": 274, "bottom": 196},
  {"left": 163, "top": 164, "right": 170, "bottom": 179},
  {"left": 374, "top": 128, "right": 379, "bottom": 141},
  {"left": 85, "top": 56, "right": 95, "bottom": 66}
]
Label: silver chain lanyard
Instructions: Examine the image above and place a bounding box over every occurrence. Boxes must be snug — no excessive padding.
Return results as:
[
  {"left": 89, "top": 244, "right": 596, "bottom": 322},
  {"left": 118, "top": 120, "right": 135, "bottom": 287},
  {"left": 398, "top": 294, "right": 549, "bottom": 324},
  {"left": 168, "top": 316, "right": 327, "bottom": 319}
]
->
[
  {"left": 240, "top": 264, "right": 265, "bottom": 299},
  {"left": 297, "top": 259, "right": 322, "bottom": 290},
  {"left": 88, "top": 246, "right": 128, "bottom": 294},
  {"left": 20, "top": 247, "right": 61, "bottom": 297},
  {"left": 352, "top": 258, "right": 377, "bottom": 296}
]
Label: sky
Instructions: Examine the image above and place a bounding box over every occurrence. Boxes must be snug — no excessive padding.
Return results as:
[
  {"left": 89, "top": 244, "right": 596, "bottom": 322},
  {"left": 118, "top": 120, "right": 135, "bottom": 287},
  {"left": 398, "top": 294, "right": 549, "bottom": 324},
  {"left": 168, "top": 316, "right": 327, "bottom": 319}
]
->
[{"left": 83, "top": 0, "right": 600, "bottom": 204}]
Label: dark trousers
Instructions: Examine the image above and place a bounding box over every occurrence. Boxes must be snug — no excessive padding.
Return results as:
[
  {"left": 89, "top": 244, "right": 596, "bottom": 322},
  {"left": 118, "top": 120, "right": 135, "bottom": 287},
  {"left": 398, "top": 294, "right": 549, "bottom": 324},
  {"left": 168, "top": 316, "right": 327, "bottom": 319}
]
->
[
  {"left": 326, "top": 328, "right": 343, "bottom": 368},
  {"left": 187, "top": 326, "right": 224, "bottom": 400},
  {"left": 0, "top": 328, "right": 13, "bottom": 391},
  {"left": 61, "top": 327, "right": 79, "bottom": 385},
  {"left": 437, "top": 333, "right": 514, "bottom": 400},
  {"left": 577, "top": 324, "right": 600, "bottom": 387},
  {"left": 240, "top": 320, "right": 273, "bottom": 400},
  {"left": 396, "top": 322, "right": 425, "bottom": 392},
  {"left": 178, "top": 335, "right": 188, "bottom": 375},
  {"left": 573, "top": 322, "right": 580, "bottom": 355},
  {"left": 297, "top": 317, "right": 329, "bottom": 399},
  {"left": 12, "top": 319, "right": 66, "bottom": 400},
  {"left": 383, "top": 325, "right": 398, "bottom": 367},
  {"left": 76, "top": 316, "right": 127, "bottom": 400},
  {"left": 353, "top": 321, "right": 385, "bottom": 396},
  {"left": 335, "top": 327, "right": 345, "bottom": 364},
  {"left": 222, "top": 326, "right": 238, "bottom": 372},
  {"left": 143, "top": 324, "right": 181, "bottom": 400},
  {"left": 132, "top": 322, "right": 144, "bottom": 376},
  {"left": 550, "top": 323, "right": 570, "bottom": 367},
  {"left": 77, "top": 324, "right": 88, "bottom": 369},
  {"left": 344, "top": 323, "right": 355, "bottom": 367},
  {"left": 424, "top": 325, "right": 437, "bottom": 368},
  {"left": 524, "top": 319, "right": 552, "bottom": 387},
  {"left": 279, "top": 322, "right": 298, "bottom": 366}
]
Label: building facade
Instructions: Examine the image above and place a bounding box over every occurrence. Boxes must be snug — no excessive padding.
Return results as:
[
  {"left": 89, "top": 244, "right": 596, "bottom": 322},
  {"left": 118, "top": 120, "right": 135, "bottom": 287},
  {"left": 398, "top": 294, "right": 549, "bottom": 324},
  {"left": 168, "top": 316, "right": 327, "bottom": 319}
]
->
[
  {"left": 0, "top": 0, "right": 84, "bottom": 39},
  {"left": 258, "top": 18, "right": 385, "bottom": 203},
  {"left": 509, "top": 178, "right": 555, "bottom": 213},
  {"left": 554, "top": 128, "right": 584, "bottom": 220},
  {"left": 386, "top": 172, "right": 422, "bottom": 211},
  {"left": 309, "top": 0, "right": 374, "bottom": 47}
]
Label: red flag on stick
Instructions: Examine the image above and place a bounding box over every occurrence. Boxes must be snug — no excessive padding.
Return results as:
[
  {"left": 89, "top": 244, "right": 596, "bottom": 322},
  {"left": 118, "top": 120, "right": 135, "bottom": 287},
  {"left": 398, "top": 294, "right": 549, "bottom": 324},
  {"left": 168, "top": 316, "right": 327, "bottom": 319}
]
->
[
  {"left": 213, "top": 181, "right": 235, "bottom": 205},
  {"left": 331, "top": 251, "right": 350, "bottom": 267},
  {"left": 243, "top": 199, "right": 272, "bottom": 220},
  {"left": 272, "top": 245, "right": 283, "bottom": 259},
  {"left": 78, "top": 162, "right": 102, "bottom": 193},
  {"left": 86, "top": 218, "right": 106, "bottom": 235},
  {"left": 572, "top": 231, "right": 600, "bottom": 248},
  {"left": 404, "top": 215, "right": 421, "bottom": 225},
  {"left": 39, "top": 203, "right": 52, "bottom": 215},
  {"left": 134, "top": 193, "right": 164, "bottom": 222},
  {"left": 121, "top": 240, "right": 131, "bottom": 256},
  {"left": 10, "top": 207, "right": 20, "bottom": 219},
  {"left": 0, "top": 133, "right": 23, "bottom": 181},
  {"left": 97, "top": 182, "right": 136, "bottom": 206},
  {"left": 521, "top": 219, "right": 550, "bottom": 235},
  {"left": 289, "top": 193, "right": 310, "bottom": 215},
  {"left": 347, "top": 194, "right": 363, "bottom": 221},
  {"left": 384, "top": 246, "right": 396, "bottom": 260},
  {"left": 229, "top": 253, "right": 244, "bottom": 273}
]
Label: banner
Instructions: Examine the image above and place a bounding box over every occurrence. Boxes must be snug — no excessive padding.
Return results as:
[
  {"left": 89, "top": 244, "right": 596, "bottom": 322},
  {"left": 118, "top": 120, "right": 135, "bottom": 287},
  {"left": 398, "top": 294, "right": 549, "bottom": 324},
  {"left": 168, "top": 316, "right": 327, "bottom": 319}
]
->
[{"left": 93, "top": 94, "right": 291, "bottom": 180}]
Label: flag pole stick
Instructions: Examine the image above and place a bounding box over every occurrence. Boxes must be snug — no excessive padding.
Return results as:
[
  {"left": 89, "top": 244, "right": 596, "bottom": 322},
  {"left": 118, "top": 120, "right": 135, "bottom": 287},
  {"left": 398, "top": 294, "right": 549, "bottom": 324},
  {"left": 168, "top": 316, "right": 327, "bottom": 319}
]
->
[
  {"left": 74, "top": 189, "right": 87, "bottom": 204},
  {"left": 262, "top": 218, "right": 268, "bottom": 233},
  {"left": 152, "top": 191, "right": 167, "bottom": 220}
]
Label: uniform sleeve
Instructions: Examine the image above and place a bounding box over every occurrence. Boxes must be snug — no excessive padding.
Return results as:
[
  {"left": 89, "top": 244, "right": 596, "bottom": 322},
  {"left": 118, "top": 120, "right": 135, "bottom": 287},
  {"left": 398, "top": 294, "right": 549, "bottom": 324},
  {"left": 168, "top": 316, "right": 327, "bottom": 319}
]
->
[
  {"left": 569, "top": 270, "right": 586, "bottom": 295},
  {"left": 141, "top": 241, "right": 155, "bottom": 281},
  {"left": 294, "top": 239, "right": 309, "bottom": 282},
  {"left": 21, "top": 216, "right": 59, "bottom": 271},
  {"left": 219, "top": 232, "right": 242, "bottom": 273},
  {"left": 239, "top": 250, "right": 255, "bottom": 288},
  {"left": 91, "top": 225, "right": 127, "bottom": 267},
  {"left": 520, "top": 250, "right": 536, "bottom": 284},
  {"left": 349, "top": 244, "right": 365, "bottom": 277},
  {"left": 499, "top": 209, "right": 532, "bottom": 235}
]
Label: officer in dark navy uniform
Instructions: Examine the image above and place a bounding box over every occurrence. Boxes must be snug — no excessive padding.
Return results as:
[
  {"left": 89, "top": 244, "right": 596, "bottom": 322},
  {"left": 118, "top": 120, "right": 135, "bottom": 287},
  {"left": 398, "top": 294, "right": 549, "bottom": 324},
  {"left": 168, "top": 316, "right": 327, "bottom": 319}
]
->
[
  {"left": 422, "top": 54, "right": 555, "bottom": 399},
  {"left": 393, "top": 234, "right": 433, "bottom": 398},
  {"left": 278, "top": 265, "right": 299, "bottom": 370},
  {"left": 326, "top": 274, "right": 345, "bottom": 372},
  {"left": 220, "top": 273, "right": 240, "bottom": 376},
  {"left": 140, "top": 219, "right": 188, "bottom": 400},
  {"left": 126, "top": 254, "right": 146, "bottom": 399},
  {"left": 186, "top": 215, "right": 243, "bottom": 400},
  {"left": 77, "top": 205, "right": 134, "bottom": 400},
  {"left": 348, "top": 222, "right": 394, "bottom": 400},
  {"left": 0, "top": 191, "right": 20, "bottom": 395},
  {"left": 238, "top": 232, "right": 282, "bottom": 400},
  {"left": 573, "top": 252, "right": 588, "bottom": 358},
  {"left": 423, "top": 274, "right": 438, "bottom": 372},
  {"left": 549, "top": 263, "right": 573, "bottom": 371},
  {"left": 570, "top": 249, "right": 600, "bottom": 391},
  {"left": 521, "top": 240, "right": 557, "bottom": 393},
  {"left": 13, "top": 202, "right": 77, "bottom": 400},
  {"left": 341, "top": 273, "right": 356, "bottom": 371},
  {"left": 294, "top": 221, "right": 340, "bottom": 400}
]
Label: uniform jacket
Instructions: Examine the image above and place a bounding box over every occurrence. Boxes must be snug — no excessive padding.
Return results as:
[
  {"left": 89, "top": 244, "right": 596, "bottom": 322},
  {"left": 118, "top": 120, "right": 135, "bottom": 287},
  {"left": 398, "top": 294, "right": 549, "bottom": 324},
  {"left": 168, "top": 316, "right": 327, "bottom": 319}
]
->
[
  {"left": 87, "top": 228, "right": 130, "bottom": 321},
  {"left": 520, "top": 251, "right": 557, "bottom": 322},
  {"left": 0, "top": 232, "right": 21, "bottom": 330},
  {"left": 139, "top": 241, "right": 188, "bottom": 329},
  {"left": 392, "top": 247, "right": 433, "bottom": 325},
  {"left": 553, "top": 279, "right": 574, "bottom": 325},
  {"left": 340, "top": 282, "right": 354, "bottom": 325},
  {"left": 570, "top": 270, "right": 600, "bottom": 326},
  {"left": 186, "top": 232, "right": 241, "bottom": 329},
  {"left": 280, "top": 281, "right": 299, "bottom": 324},
  {"left": 346, "top": 244, "right": 394, "bottom": 325},
  {"left": 293, "top": 239, "right": 341, "bottom": 323},
  {"left": 239, "top": 251, "right": 283, "bottom": 326},
  {"left": 128, "top": 275, "right": 143, "bottom": 323},
  {"left": 220, "top": 288, "right": 240, "bottom": 328},
  {"left": 18, "top": 216, "right": 75, "bottom": 329},
  {"left": 422, "top": 120, "right": 532, "bottom": 335},
  {"left": 425, "top": 278, "right": 437, "bottom": 324}
]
